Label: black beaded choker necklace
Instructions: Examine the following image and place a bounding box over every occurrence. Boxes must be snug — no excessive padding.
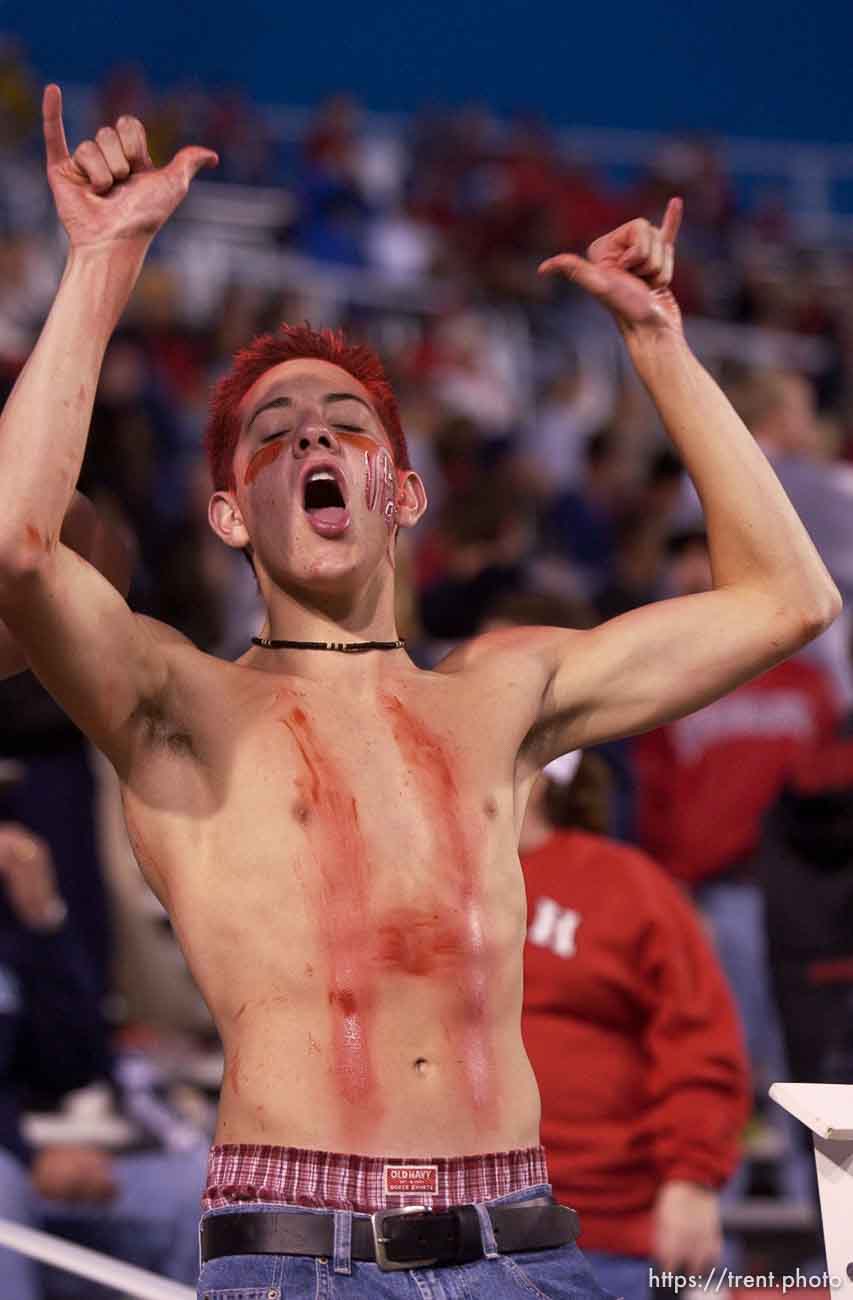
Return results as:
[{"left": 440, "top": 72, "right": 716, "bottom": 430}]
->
[{"left": 252, "top": 636, "right": 405, "bottom": 655}]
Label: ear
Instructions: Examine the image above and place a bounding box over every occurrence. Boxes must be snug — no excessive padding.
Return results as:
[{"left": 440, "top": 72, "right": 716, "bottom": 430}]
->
[
  {"left": 395, "top": 469, "right": 428, "bottom": 530},
  {"left": 208, "top": 490, "right": 251, "bottom": 550}
]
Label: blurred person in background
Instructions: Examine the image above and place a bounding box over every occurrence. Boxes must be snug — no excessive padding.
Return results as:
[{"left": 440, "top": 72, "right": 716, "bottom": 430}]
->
[
  {"left": 421, "top": 304, "right": 532, "bottom": 440},
  {"left": 634, "top": 528, "right": 840, "bottom": 1198},
  {"left": 0, "top": 86, "right": 840, "bottom": 1300},
  {"left": 0, "top": 506, "right": 207, "bottom": 1296},
  {"left": 757, "top": 639, "right": 853, "bottom": 1090},
  {"left": 543, "top": 430, "right": 632, "bottom": 600},
  {"left": 0, "top": 486, "right": 133, "bottom": 1000},
  {"left": 519, "top": 749, "right": 748, "bottom": 1300},
  {"left": 657, "top": 364, "right": 853, "bottom": 706},
  {"left": 521, "top": 349, "right": 620, "bottom": 500},
  {"left": 418, "top": 480, "right": 533, "bottom": 641},
  {"left": 730, "top": 368, "right": 853, "bottom": 705},
  {"left": 754, "top": 633, "right": 853, "bottom": 1271},
  {"left": 568, "top": 418, "right": 682, "bottom": 632},
  {"left": 0, "top": 821, "right": 206, "bottom": 1299},
  {"left": 593, "top": 512, "right": 666, "bottom": 623}
]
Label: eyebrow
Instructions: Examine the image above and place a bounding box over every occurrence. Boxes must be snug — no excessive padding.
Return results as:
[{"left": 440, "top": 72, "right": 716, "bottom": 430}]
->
[{"left": 246, "top": 391, "right": 374, "bottom": 433}]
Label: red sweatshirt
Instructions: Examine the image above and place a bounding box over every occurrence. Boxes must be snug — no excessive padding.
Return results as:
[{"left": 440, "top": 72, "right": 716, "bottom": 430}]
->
[
  {"left": 522, "top": 829, "right": 749, "bottom": 1258},
  {"left": 635, "top": 657, "right": 838, "bottom": 884}
]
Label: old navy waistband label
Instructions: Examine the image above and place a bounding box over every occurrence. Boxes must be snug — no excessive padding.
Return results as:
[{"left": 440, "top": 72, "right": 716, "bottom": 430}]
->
[{"left": 384, "top": 1164, "right": 439, "bottom": 1195}]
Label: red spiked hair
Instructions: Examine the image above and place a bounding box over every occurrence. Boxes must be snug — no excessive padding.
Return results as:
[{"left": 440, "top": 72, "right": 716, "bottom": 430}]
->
[{"left": 204, "top": 324, "right": 410, "bottom": 491}]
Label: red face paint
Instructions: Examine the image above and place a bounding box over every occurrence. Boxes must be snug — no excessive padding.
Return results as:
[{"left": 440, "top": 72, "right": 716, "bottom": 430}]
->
[
  {"left": 380, "top": 693, "right": 499, "bottom": 1119},
  {"left": 244, "top": 428, "right": 400, "bottom": 531},
  {"left": 322, "top": 430, "right": 399, "bottom": 530},
  {"left": 244, "top": 438, "right": 286, "bottom": 486},
  {"left": 335, "top": 430, "right": 377, "bottom": 457},
  {"left": 363, "top": 445, "right": 398, "bottom": 530}
]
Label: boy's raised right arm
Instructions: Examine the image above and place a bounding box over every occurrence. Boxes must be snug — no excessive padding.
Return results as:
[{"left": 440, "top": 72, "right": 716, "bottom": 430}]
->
[{"left": 0, "top": 86, "right": 217, "bottom": 774}]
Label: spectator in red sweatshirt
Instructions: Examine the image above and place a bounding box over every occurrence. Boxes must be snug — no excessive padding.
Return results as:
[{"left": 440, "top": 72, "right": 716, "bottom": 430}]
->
[
  {"left": 633, "top": 529, "right": 840, "bottom": 1200},
  {"left": 520, "top": 748, "right": 749, "bottom": 1300},
  {"left": 634, "top": 530, "right": 839, "bottom": 891}
]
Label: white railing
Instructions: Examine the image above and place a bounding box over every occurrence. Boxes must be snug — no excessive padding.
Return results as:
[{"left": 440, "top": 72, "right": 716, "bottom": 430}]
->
[{"left": 0, "top": 1217, "right": 194, "bottom": 1299}]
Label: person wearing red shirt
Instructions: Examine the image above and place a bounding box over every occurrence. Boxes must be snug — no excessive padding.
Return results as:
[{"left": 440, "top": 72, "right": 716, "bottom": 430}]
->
[
  {"left": 521, "top": 750, "right": 750, "bottom": 1300},
  {"left": 634, "top": 531, "right": 840, "bottom": 1201}
]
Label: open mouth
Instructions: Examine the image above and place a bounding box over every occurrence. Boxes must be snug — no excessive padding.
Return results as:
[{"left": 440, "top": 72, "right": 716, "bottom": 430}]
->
[{"left": 302, "top": 467, "right": 350, "bottom": 537}]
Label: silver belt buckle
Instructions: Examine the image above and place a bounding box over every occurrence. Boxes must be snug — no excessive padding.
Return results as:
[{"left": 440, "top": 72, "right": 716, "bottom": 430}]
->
[{"left": 371, "top": 1204, "right": 437, "bottom": 1271}]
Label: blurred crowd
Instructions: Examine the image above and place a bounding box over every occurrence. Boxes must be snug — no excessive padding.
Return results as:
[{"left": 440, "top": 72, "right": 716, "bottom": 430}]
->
[{"left": 1, "top": 36, "right": 853, "bottom": 1297}]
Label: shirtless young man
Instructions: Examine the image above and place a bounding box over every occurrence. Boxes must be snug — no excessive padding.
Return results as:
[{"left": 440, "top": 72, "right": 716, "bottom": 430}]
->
[{"left": 0, "top": 87, "right": 839, "bottom": 1298}]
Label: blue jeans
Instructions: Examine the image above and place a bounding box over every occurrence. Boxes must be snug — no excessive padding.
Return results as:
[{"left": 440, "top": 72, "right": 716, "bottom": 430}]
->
[
  {"left": 582, "top": 1250, "right": 651, "bottom": 1300},
  {"left": 197, "top": 1184, "right": 615, "bottom": 1298}
]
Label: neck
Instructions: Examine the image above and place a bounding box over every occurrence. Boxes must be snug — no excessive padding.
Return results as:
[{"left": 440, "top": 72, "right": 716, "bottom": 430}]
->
[
  {"left": 269, "top": 567, "right": 399, "bottom": 636},
  {"left": 250, "top": 575, "right": 406, "bottom": 678}
]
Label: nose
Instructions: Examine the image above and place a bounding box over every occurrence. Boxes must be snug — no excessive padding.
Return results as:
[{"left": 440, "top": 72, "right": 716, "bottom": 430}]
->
[{"left": 292, "top": 423, "right": 341, "bottom": 458}]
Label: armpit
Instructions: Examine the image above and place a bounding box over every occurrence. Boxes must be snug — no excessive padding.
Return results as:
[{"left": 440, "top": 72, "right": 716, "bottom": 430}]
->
[{"left": 132, "top": 698, "right": 198, "bottom": 759}]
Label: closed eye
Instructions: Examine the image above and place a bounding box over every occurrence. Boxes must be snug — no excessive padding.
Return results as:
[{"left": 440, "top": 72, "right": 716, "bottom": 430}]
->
[
  {"left": 260, "top": 430, "right": 290, "bottom": 443},
  {"left": 334, "top": 424, "right": 365, "bottom": 433}
]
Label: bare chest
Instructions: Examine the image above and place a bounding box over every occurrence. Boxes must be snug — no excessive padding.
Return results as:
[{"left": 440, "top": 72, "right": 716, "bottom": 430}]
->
[
  {"left": 124, "top": 666, "right": 525, "bottom": 909},
  {"left": 123, "top": 669, "right": 530, "bottom": 1063},
  {"left": 231, "top": 677, "right": 510, "bottom": 879}
]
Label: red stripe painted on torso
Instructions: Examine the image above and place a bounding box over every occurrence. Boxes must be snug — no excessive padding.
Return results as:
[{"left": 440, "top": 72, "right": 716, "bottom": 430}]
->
[
  {"left": 379, "top": 692, "right": 499, "bottom": 1119},
  {"left": 278, "top": 700, "right": 382, "bottom": 1133}
]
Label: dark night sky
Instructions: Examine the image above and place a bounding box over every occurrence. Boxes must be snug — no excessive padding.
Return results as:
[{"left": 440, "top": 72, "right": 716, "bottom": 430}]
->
[{"left": 9, "top": 0, "right": 852, "bottom": 142}]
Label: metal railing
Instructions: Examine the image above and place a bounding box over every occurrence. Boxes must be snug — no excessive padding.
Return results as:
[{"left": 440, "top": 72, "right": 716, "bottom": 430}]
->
[{"left": 0, "top": 1217, "right": 194, "bottom": 1299}]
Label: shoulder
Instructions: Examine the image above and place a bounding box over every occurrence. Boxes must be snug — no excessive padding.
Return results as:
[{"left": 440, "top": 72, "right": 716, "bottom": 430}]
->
[
  {"left": 136, "top": 615, "right": 203, "bottom": 651},
  {"left": 436, "top": 625, "right": 586, "bottom": 685},
  {"left": 131, "top": 617, "right": 258, "bottom": 748},
  {"left": 137, "top": 616, "right": 245, "bottom": 685}
]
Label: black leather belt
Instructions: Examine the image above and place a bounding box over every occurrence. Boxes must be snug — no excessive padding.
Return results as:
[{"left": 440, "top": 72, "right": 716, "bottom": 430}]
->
[{"left": 200, "top": 1201, "right": 580, "bottom": 1272}]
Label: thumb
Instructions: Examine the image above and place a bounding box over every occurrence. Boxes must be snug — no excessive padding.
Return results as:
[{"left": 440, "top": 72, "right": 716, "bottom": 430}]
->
[
  {"left": 163, "top": 145, "right": 219, "bottom": 187},
  {"left": 538, "top": 253, "right": 608, "bottom": 297}
]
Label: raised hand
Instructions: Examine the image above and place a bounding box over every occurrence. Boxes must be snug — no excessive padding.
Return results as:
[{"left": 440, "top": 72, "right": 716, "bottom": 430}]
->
[
  {"left": 42, "top": 83, "right": 218, "bottom": 250},
  {"left": 539, "top": 198, "right": 684, "bottom": 335}
]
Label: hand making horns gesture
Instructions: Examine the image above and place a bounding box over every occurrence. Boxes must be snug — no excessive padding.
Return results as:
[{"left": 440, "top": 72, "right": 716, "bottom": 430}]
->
[
  {"left": 539, "top": 197, "right": 684, "bottom": 334},
  {"left": 42, "top": 83, "right": 218, "bottom": 249}
]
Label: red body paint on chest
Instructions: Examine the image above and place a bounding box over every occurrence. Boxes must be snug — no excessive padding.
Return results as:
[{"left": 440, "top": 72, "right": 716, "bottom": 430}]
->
[
  {"left": 380, "top": 693, "right": 498, "bottom": 1117},
  {"left": 381, "top": 694, "right": 473, "bottom": 898},
  {"left": 374, "top": 908, "right": 470, "bottom": 976},
  {"left": 279, "top": 704, "right": 380, "bottom": 1128}
]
